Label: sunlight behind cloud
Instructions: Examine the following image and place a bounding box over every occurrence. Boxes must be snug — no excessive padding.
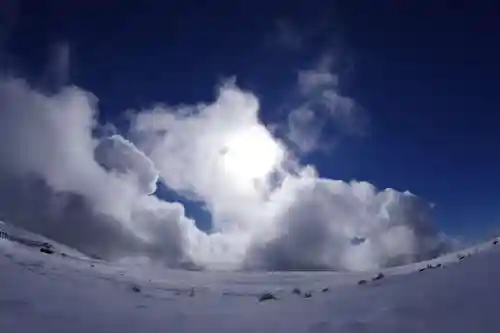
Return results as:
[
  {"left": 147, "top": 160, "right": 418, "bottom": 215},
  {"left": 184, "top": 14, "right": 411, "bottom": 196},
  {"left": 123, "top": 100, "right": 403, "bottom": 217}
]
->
[
  {"left": 0, "top": 76, "right": 452, "bottom": 272},
  {"left": 220, "top": 125, "right": 284, "bottom": 188}
]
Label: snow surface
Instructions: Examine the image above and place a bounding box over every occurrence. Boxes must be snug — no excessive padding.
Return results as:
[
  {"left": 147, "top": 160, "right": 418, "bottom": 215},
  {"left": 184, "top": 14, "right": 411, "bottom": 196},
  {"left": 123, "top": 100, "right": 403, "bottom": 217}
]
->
[{"left": 1, "top": 223, "right": 500, "bottom": 333}]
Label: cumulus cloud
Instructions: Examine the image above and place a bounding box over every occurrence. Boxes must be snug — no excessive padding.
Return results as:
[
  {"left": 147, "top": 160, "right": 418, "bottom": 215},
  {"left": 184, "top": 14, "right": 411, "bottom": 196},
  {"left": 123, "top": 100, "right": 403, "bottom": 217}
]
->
[
  {"left": 0, "top": 74, "right": 451, "bottom": 272},
  {"left": 245, "top": 179, "right": 447, "bottom": 271},
  {"left": 95, "top": 135, "right": 159, "bottom": 195},
  {"left": 129, "top": 80, "right": 450, "bottom": 271},
  {"left": 0, "top": 76, "right": 199, "bottom": 265},
  {"left": 131, "top": 81, "right": 288, "bottom": 232}
]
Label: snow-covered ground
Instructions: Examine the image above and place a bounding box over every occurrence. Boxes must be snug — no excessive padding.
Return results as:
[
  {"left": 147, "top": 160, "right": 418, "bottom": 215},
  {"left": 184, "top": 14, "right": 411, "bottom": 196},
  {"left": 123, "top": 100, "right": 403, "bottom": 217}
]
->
[{"left": 1, "top": 223, "right": 499, "bottom": 333}]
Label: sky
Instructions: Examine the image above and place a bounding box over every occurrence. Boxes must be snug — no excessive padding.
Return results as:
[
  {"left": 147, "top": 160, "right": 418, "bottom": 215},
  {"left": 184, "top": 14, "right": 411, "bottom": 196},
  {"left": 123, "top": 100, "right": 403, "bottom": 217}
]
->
[{"left": 0, "top": 0, "right": 498, "bottom": 270}]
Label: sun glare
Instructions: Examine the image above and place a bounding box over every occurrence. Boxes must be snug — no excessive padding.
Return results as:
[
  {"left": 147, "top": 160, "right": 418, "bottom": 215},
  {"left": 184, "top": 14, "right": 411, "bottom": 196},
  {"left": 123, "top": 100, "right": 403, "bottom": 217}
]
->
[{"left": 221, "top": 126, "right": 282, "bottom": 183}]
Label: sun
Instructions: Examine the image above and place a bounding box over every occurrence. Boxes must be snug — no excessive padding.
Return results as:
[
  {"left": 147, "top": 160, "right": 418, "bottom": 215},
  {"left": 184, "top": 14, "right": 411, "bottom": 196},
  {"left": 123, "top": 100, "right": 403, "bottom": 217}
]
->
[{"left": 221, "top": 126, "right": 282, "bottom": 184}]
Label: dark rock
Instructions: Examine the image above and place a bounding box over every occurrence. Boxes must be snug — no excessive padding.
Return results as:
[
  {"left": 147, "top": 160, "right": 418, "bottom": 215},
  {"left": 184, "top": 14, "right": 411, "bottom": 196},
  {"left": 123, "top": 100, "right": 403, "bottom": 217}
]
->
[
  {"left": 259, "top": 293, "right": 277, "bottom": 302},
  {"left": 372, "top": 273, "right": 385, "bottom": 281},
  {"left": 40, "top": 247, "right": 54, "bottom": 255},
  {"left": 321, "top": 287, "right": 329, "bottom": 293},
  {"left": 419, "top": 268, "right": 426, "bottom": 272},
  {"left": 493, "top": 240, "right": 498, "bottom": 245},
  {"left": 436, "top": 263, "right": 442, "bottom": 268},
  {"left": 303, "top": 292, "right": 313, "bottom": 298},
  {"left": 292, "top": 288, "right": 301, "bottom": 295},
  {"left": 131, "top": 284, "right": 141, "bottom": 293},
  {"left": 61, "top": 253, "right": 67, "bottom": 257},
  {"left": 357, "top": 279, "right": 367, "bottom": 285}
]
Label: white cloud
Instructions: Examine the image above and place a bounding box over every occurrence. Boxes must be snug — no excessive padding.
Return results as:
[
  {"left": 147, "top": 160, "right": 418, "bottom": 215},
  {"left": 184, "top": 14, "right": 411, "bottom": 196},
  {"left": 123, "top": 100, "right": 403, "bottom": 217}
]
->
[
  {"left": 130, "top": 81, "right": 450, "bottom": 271},
  {"left": 0, "top": 76, "right": 199, "bottom": 265},
  {"left": 244, "top": 177, "right": 447, "bottom": 271},
  {"left": 95, "top": 134, "right": 159, "bottom": 195},
  {"left": 286, "top": 55, "right": 367, "bottom": 153},
  {"left": 286, "top": 107, "right": 324, "bottom": 153},
  {"left": 0, "top": 75, "right": 451, "bottom": 272},
  {"left": 131, "top": 81, "right": 288, "bottom": 232}
]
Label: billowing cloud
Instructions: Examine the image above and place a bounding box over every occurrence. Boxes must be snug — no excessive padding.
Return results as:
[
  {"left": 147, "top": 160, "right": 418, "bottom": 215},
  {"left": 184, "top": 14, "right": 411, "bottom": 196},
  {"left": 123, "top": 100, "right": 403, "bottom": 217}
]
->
[
  {"left": 131, "top": 81, "right": 288, "bottom": 232},
  {"left": 0, "top": 74, "right": 451, "bottom": 272},
  {"left": 0, "top": 76, "right": 199, "bottom": 266},
  {"left": 244, "top": 178, "right": 447, "bottom": 271},
  {"left": 95, "top": 135, "right": 159, "bottom": 195},
  {"left": 130, "top": 80, "right": 450, "bottom": 271}
]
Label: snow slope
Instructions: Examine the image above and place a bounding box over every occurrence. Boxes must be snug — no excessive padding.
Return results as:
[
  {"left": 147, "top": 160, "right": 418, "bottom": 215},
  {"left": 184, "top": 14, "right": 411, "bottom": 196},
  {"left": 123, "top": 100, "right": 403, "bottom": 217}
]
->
[{"left": 1, "top": 224, "right": 499, "bottom": 333}]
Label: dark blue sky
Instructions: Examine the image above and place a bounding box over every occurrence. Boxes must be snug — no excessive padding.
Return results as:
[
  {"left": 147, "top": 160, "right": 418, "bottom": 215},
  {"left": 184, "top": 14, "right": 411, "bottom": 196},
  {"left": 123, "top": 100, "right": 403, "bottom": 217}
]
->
[{"left": 2, "top": 0, "right": 500, "bottom": 239}]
